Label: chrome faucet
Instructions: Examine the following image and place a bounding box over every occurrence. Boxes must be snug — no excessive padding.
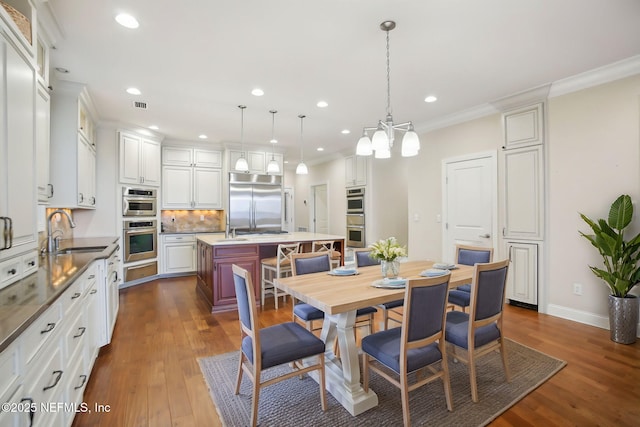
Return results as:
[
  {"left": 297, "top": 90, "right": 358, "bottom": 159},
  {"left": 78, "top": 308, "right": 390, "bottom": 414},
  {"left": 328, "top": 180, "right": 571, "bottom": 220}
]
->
[{"left": 47, "top": 209, "right": 76, "bottom": 253}]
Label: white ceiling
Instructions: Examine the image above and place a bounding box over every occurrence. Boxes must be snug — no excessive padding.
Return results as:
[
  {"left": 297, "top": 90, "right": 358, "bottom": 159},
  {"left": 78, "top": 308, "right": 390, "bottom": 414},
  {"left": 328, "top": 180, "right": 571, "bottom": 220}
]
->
[{"left": 44, "top": 0, "right": 640, "bottom": 165}]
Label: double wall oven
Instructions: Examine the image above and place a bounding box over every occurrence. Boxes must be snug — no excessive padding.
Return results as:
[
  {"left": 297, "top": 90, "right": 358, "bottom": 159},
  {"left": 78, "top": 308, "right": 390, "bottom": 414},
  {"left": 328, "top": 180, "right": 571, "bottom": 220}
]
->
[
  {"left": 122, "top": 187, "right": 158, "bottom": 282},
  {"left": 346, "top": 187, "right": 366, "bottom": 248}
]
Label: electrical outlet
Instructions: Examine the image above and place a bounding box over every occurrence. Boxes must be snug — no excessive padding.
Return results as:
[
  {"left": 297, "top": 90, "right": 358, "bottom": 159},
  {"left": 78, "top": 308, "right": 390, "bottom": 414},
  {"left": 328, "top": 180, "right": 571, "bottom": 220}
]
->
[
  {"left": 200, "top": 215, "right": 205, "bottom": 221},
  {"left": 573, "top": 283, "right": 583, "bottom": 296}
]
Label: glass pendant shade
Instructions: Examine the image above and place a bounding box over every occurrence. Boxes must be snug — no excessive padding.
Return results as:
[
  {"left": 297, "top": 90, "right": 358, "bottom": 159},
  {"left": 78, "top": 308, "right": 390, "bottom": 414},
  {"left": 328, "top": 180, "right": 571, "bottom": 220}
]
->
[
  {"left": 235, "top": 156, "right": 249, "bottom": 171},
  {"left": 356, "top": 135, "right": 373, "bottom": 156},
  {"left": 267, "top": 158, "right": 280, "bottom": 173},
  {"left": 371, "top": 128, "right": 389, "bottom": 152},
  {"left": 401, "top": 130, "right": 420, "bottom": 157},
  {"left": 296, "top": 161, "right": 308, "bottom": 175}
]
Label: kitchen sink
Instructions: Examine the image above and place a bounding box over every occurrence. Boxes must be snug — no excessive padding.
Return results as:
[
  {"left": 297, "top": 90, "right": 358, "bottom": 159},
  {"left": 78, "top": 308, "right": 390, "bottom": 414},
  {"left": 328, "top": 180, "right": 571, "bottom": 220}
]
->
[{"left": 56, "top": 246, "right": 108, "bottom": 254}]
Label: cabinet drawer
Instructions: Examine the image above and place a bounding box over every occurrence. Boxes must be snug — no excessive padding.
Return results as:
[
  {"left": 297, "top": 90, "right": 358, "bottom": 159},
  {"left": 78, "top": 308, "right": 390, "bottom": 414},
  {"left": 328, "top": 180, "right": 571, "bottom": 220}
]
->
[
  {"left": 214, "top": 244, "right": 259, "bottom": 258},
  {"left": 64, "top": 309, "right": 87, "bottom": 364},
  {"left": 0, "top": 342, "right": 20, "bottom": 402},
  {"left": 22, "top": 301, "right": 62, "bottom": 366},
  {"left": 23, "top": 345, "right": 65, "bottom": 420},
  {"left": 0, "top": 257, "right": 22, "bottom": 291},
  {"left": 60, "top": 277, "right": 84, "bottom": 316},
  {"left": 21, "top": 251, "right": 38, "bottom": 277},
  {"left": 163, "top": 234, "right": 195, "bottom": 243},
  {"left": 66, "top": 355, "right": 88, "bottom": 414}
]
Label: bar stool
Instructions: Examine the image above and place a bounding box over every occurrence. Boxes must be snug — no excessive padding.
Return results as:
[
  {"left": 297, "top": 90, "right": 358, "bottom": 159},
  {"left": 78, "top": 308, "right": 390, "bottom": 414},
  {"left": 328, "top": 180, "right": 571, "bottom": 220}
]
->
[
  {"left": 260, "top": 243, "right": 300, "bottom": 309},
  {"left": 311, "top": 240, "right": 341, "bottom": 269}
]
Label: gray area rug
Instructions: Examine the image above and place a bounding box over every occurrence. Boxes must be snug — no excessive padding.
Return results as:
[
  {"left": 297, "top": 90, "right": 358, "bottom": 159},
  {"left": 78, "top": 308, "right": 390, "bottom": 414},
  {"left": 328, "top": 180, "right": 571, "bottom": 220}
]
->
[{"left": 198, "top": 339, "right": 566, "bottom": 427}]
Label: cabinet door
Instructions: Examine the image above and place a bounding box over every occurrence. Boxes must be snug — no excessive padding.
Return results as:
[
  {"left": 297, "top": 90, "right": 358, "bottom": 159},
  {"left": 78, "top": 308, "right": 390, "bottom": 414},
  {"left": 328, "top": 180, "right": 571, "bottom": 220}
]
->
[
  {"left": 36, "top": 85, "right": 51, "bottom": 203},
  {"left": 505, "top": 241, "right": 538, "bottom": 305},
  {"left": 0, "top": 36, "right": 37, "bottom": 259},
  {"left": 194, "top": 168, "right": 222, "bottom": 209},
  {"left": 77, "top": 138, "right": 95, "bottom": 208},
  {"left": 162, "top": 146, "right": 193, "bottom": 166},
  {"left": 247, "top": 151, "right": 266, "bottom": 174},
  {"left": 502, "top": 146, "right": 544, "bottom": 239},
  {"left": 119, "top": 133, "right": 141, "bottom": 184},
  {"left": 141, "top": 139, "right": 161, "bottom": 186},
  {"left": 345, "top": 156, "right": 355, "bottom": 186},
  {"left": 162, "top": 167, "right": 192, "bottom": 208},
  {"left": 502, "top": 103, "right": 544, "bottom": 150},
  {"left": 214, "top": 257, "right": 259, "bottom": 307},
  {"left": 163, "top": 243, "right": 196, "bottom": 274},
  {"left": 354, "top": 156, "right": 367, "bottom": 186},
  {"left": 194, "top": 149, "right": 222, "bottom": 168}
]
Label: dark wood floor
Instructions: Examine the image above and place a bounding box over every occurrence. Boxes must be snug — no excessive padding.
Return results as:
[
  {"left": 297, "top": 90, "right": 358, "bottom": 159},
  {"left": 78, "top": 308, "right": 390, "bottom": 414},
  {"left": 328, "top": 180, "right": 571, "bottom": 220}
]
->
[{"left": 73, "top": 276, "right": 640, "bottom": 427}]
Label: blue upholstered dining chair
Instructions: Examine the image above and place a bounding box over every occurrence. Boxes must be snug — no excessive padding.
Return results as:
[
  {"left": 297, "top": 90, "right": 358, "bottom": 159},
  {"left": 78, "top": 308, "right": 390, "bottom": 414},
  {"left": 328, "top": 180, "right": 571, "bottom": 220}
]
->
[
  {"left": 354, "top": 248, "right": 404, "bottom": 330},
  {"left": 361, "top": 274, "right": 453, "bottom": 427},
  {"left": 447, "top": 244, "right": 494, "bottom": 311},
  {"left": 291, "top": 252, "right": 377, "bottom": 335},
  {"left": 445, "top": 258, "right": 510, "bottom": 403},
  {"left": 232, "top": 264, "right": 327, "bottom": 427}
]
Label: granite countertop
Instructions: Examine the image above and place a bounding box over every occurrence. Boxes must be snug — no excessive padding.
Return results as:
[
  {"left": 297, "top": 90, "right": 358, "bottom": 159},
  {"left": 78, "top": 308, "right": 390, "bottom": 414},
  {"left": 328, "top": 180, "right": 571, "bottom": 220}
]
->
[
  {"left": 197, "top": 232, "right": 346, "bottom": 246},
  {"left": 160, "top": 231, "right": 224, "bottom": 235},
  {"left": 0, "top": 237, "right": 119, "bottom": 352}
]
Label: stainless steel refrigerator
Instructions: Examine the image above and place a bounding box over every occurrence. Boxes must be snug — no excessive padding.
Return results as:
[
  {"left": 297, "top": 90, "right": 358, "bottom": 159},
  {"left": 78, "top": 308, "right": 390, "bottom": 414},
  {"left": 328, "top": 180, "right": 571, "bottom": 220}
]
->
[{"left": 228, "top": 173, "right": 283, "bottom": 234}]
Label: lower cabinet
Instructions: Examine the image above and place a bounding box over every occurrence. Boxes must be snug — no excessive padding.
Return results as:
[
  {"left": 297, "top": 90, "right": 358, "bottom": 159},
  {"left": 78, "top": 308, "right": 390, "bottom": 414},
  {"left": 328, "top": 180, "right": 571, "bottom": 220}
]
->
[
  {"left": 505, "top": 241, "right": 538, "bottom": 306},
  {"left": 161, "top": 234, "right": 196, "bottom": 274}
]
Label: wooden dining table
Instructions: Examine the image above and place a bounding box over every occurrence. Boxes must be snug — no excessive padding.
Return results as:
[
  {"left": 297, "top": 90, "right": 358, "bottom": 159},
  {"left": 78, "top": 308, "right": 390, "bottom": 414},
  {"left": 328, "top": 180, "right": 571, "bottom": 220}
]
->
[{"left": 275, "top": 260, "right": 474, "bottom": 416}]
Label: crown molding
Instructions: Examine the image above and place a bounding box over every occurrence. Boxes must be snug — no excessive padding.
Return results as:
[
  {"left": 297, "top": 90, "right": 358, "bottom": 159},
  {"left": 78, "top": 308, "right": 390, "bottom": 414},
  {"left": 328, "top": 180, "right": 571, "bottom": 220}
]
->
[
  {"left": 490, "top": 84, "right": 551, "bottom": 112},
  {"left": 416, "top": 104, "right": 498, "bottom": 134}
]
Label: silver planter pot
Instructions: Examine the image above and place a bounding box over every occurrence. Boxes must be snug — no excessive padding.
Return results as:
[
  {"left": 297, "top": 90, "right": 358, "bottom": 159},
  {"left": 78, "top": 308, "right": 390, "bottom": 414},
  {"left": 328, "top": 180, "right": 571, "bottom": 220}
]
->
[{"left": 608, "top": 294, "right": 639, "bottom": 344}]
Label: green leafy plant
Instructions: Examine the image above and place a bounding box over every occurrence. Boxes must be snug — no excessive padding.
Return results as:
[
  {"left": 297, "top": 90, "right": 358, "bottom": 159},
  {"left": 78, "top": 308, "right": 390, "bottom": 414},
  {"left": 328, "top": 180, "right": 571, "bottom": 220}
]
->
[
  {"left": 369, "top": 237, "right": 407, "bottom": 262},
  {"left": 579, "top": 194, "right": 640, "bottom": 297}
]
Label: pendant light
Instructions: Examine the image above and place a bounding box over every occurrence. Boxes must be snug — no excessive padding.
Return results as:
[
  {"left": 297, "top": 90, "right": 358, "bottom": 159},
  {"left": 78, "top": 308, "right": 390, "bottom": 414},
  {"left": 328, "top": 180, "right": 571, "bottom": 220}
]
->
[
  {"left": 356, "top": 20, "right": 420, "bottom": 158},
  {"left": 234, "top": 105, "right": 249, "bottom": 171},
  {"left": 266, "top": 110, "right": 280, "bottom": 174},
  {"left": 295, "top": 114, "right": 308, "bottom": 175}
]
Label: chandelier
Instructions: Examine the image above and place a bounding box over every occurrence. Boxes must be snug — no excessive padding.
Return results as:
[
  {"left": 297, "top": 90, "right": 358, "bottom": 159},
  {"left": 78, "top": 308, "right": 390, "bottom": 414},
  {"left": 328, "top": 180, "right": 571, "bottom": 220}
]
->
[{"left": 356, "top": 20, "right": 420, "bottom": 158}]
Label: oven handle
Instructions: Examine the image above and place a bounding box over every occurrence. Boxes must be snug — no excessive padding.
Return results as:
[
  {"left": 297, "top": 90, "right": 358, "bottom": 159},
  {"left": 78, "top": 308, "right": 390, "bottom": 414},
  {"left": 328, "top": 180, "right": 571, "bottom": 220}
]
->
[{"left": 124, "top": 227, "right": 157, "bottom": 235}]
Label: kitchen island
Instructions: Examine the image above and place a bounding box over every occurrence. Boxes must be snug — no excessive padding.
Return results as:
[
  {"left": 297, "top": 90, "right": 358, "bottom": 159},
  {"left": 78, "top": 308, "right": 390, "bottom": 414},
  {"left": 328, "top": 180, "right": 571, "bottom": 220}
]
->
[{"left": 196, "top": 232, "right": 346, "bottom": 313}]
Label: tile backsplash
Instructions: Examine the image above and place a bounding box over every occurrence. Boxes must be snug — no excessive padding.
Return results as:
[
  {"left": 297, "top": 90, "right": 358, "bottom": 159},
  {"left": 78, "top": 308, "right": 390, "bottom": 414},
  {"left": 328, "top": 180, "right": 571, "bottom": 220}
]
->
[{"left": 161, "top": 210, "right": 224, "bottom": 233}]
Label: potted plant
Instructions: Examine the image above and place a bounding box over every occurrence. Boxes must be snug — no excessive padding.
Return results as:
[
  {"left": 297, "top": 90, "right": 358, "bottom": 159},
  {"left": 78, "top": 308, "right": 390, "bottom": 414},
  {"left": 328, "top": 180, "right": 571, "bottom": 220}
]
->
[
  {"left": 579, "top": 194, "right": 640, "bottom": 344},
  {"left": 369, "top": 237, "right": 407, "bottom": 279}
]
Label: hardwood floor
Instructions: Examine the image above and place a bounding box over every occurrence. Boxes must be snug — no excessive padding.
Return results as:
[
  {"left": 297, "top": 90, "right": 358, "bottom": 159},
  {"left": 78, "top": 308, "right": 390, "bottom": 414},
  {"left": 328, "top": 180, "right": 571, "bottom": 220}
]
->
[{"left": 73, "top": 276, "right": 640, "bottom": 427}]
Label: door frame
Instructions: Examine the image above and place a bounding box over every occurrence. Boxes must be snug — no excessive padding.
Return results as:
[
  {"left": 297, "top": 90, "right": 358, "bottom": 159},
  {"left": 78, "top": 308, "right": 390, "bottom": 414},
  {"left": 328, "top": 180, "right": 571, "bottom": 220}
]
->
[
  {"left": 309, "top": 181, "right": 330, "bottom": 234},
  {"left": 441, "top": 150, "right": 498, "bottom": 262}
]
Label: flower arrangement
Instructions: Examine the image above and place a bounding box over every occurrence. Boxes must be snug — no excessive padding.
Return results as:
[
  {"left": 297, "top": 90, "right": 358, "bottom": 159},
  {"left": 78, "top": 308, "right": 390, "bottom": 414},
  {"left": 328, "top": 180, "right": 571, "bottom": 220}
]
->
[{"left": 368, "top": 237, "right": 407, "bottom": 262}]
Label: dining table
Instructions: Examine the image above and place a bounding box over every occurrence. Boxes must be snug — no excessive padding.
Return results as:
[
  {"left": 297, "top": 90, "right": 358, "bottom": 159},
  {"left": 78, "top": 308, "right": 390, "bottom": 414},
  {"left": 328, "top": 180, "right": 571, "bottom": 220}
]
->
[{"left": 275, "top": 259, "right": 474, "bottom": 416}]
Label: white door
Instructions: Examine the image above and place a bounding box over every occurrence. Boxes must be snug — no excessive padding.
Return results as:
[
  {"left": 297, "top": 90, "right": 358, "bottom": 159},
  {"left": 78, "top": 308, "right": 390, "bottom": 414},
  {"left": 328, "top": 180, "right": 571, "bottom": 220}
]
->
[
  {"left": 310, "top": 184, "right": 328, "bottom": 234},
  {"left": 442, "top": 152, "right": 497, "bottom": 263}
]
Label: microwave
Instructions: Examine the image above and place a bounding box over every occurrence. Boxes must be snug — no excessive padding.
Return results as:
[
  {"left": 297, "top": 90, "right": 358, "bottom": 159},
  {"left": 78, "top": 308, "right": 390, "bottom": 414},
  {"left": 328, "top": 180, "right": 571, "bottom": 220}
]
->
[
  {"left": 346, "top": 187, "right": 365, "bottom": 214},
  {"left": 122, "top": 187, "right": 157, "bottom": 217}
]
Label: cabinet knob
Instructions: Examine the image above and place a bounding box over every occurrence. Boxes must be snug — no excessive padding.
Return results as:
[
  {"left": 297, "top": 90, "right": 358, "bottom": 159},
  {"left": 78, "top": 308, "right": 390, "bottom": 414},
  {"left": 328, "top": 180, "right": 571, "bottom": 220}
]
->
[{"left": 7, "top": 268, "right": 16, "bottom": 275}]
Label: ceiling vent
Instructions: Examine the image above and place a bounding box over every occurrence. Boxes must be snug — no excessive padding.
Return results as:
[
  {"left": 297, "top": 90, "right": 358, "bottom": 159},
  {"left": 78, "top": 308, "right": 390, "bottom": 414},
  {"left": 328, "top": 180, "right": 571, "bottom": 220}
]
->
[{"left": 132, "top": 101, "right": 148, "bottom": 110}]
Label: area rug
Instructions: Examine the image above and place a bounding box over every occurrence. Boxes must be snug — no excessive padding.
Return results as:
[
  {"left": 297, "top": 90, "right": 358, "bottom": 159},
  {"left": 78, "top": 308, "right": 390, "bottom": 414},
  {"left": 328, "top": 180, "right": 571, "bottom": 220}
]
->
[{"left": 198, "top": 339, "right": 566, "bottom": 427}]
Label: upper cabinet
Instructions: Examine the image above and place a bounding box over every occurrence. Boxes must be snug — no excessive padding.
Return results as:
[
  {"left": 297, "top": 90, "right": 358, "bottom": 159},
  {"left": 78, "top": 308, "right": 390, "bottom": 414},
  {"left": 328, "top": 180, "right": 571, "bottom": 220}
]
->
[
  {"left": 502, "top": 103, "right": 544, "bottom": 150},
  {"left": 119, "top": 132, "right": 161, "bottom": 187},
  {"left": 35, "top": 83, "right": 51, "bottom": 203},
  {"left": 49, "top": 82, "right": 98, "bottom": 208},
  {"left": 0, "top": 27, "right": 38, "bottom": 263},
  {"left": 227, "top": 149, "right": 283, "bottom": 175},
  {"left": 162, "top": 146, "right": 222, "bottom": 209},
  {"left": 0, "top": 0, "right": 36, "bottom": 59},
  {"left": 345, "top": 155, "right": 367, "bottom": 187}
]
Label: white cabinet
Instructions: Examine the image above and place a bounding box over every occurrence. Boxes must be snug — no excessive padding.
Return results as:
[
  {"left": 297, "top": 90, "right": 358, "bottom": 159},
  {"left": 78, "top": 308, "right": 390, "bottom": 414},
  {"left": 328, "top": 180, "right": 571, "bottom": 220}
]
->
[
  {"left": 345, "top": 155, "right": 367, "bottom": 187},
  {"left": 50, "top": 82, "right": 98, "bottom": 209},
  {"left": 502, "top": 103, "right": 544, "bottom": 150},
  {"left": 229, "top": 150, "right": 268, "bottom": 174},
  {"left": 0, "top": 29, "right": 38, "bottom": 264},
  {"left": 501, "top": 145, "right": 544, "bottom": 240},
  {"left": 36, "top": 83, "right": 52, "bottom": 203},
  {"left": 119, "top": 132, "right": 161, "bottom": 186},
  {"left": 161, "top": 234, "right": 196, "bottom": 274},
  {"left": 162, "top": 147, "right": 222, "bottom": 209},
  {"left": 505, "top": 241, "right": 538, "bottom": 305}
]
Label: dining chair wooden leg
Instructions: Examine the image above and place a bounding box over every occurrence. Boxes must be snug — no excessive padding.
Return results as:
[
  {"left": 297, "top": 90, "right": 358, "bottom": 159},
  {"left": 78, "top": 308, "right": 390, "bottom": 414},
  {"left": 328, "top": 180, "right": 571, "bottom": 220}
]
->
[
  {"left": 234, "top": 353, "right": 244, "bottom": 394},
  {"left": 318, "top": 356, "right": 327, "bottom": 411},
  {"left": 500, "top": 338, "right": 511, "bottom": 382},
  {"left": 251, "top": 371, "right": 261, "bottom": 427},
  {"left": 468, "top": 351, "right": 479, "bottom": 403},
  {"left": 362, "top": 354, "right": 370, "bottom": 392},
  {"left": 441, "top": 350, "right": 454, "bottom": 412},
  {"left": 400, "top": 374, "right": 411, "bottom": 427}
]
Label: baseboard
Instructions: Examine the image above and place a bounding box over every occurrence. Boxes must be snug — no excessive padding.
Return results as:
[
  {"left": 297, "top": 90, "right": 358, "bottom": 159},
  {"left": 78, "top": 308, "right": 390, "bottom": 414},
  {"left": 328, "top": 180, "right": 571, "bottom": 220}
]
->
[{"left": 546, "top": 303, "right": 640, "bottom": 338}]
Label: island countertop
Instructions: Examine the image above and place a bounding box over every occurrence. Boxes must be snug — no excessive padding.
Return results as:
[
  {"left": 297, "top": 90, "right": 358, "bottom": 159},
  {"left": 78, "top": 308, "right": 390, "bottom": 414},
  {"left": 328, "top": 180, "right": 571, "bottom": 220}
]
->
[{"left": 196, "top": 232, "right": 346, "bottom": 246}]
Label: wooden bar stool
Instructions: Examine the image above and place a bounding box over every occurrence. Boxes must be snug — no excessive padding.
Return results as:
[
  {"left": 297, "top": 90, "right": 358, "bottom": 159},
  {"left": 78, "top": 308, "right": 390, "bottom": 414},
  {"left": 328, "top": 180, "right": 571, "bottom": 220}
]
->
[
  {"left": 311, "top": 240, "right": 341, "bottom": 269},
  {"left": 260, "top": 243, "right": 300, "bottom": 309}
]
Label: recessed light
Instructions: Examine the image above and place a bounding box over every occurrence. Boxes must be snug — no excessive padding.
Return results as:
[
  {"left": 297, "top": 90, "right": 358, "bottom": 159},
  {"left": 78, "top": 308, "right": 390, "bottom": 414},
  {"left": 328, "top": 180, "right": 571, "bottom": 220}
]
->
[
  {"left": 199, "top": 134, "right": 207, "bottom": 139},
  {"left": 424, "top": 95, "right": 438, "bottom": 103},
  {"left": 251, "top": 88, "right": 264, "bottom": 96},
  {"left": 126, "top": 87, "right": 141, "bottom": 95},
  {"left": 55, "top": 67, "right": 69, "bottom": 74},
  {"left": 316, "top": 101, "right": 328, "bottom": 108},
  {"left": 317, "top": 147, "right": 324, "bottom": 151},
  {"left": 284, "top": 160, "right": 289, "bottom": 164},
  {"left": 149, "top": 125, "right": 159, "bottom": 130},
  {"left": 115, "top": 13, "right": 139, "bottom": 29},
  {"left": 341, "top": 129, "right": 350, "bottom": 135}
]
